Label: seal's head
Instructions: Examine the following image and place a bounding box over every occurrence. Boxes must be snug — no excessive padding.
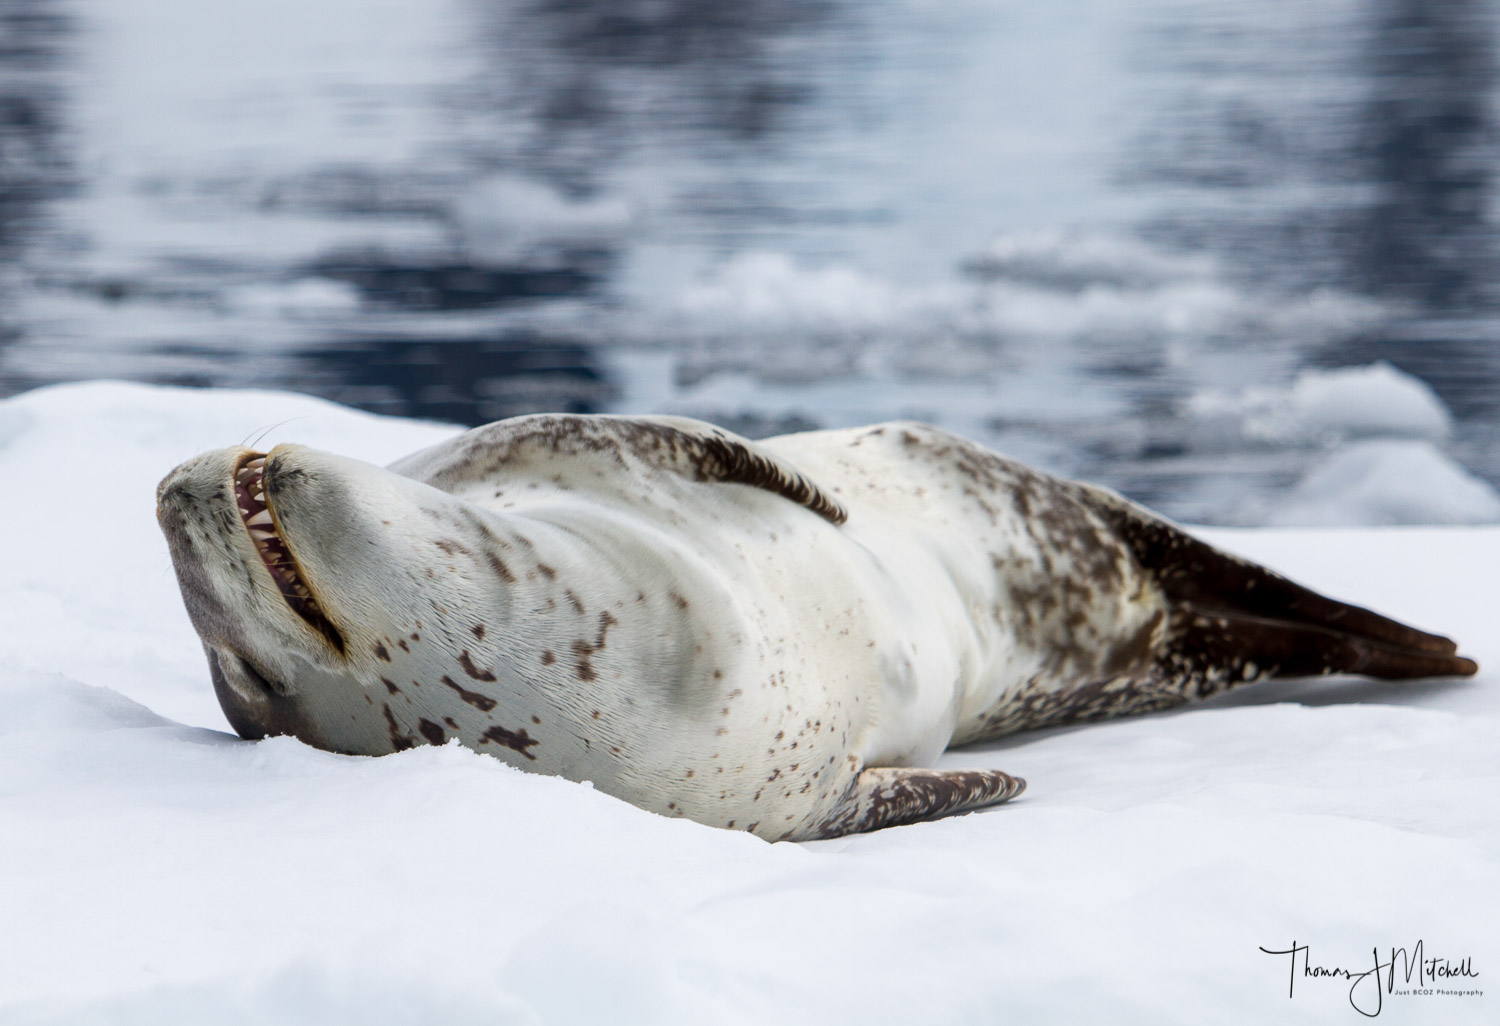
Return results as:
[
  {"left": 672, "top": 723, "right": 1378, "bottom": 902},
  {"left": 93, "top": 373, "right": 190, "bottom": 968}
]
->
[{"left": 156, "top": 443, "right": 512, "bottom": 750}]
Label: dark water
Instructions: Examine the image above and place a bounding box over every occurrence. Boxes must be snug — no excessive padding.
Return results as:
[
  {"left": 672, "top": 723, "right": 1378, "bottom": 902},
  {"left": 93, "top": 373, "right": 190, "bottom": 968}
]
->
[{"left": 2, "top": 0, "right": 1498, "bottom": 522}]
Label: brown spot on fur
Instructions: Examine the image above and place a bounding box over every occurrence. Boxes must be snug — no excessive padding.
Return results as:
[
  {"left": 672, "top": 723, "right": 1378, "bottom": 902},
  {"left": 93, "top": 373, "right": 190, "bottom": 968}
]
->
[
  {"left": 572, "top": 640, "right": 597, "bottom": 682},
  {"left": 531, "top": 715, "right": 541, "bottom": 724},
  {"left": 397, "top": 639, "right": 409, "bottom": 653},
  {"left": 434, "top": 538, "right": 471, "bottom": 557},
  {"left": 382, "top": 678, "right": 401, "bottom": 695},
  {"left": 669, "top": 592, "right": 690, "bottom": 610},
  {"left": 471, "top": 623, "right": 487, "bottom": 641},
  {"left": 418, "top": 718, "right": 446, "bottom": 745},
  {"left": 441, "top": 675, "right": 497, "bottom": 712},
  {"left": 596, "top": 610, "right": 618, "bottom": 646},
  {"left": 486, "top": 551, "right": 516, "bottom": 583},
  {"left": 382, "top": 703, "right": 415, "bottom": 751},
  {"left": 480, "top": 724, "right": 539, "bottom": 760},
  {"left": 458, "top": 649, "right": 498, "bottom": 682},
  {"left": 541, "top": 649, "right": 556, "bottom": 666},
  {"left": 373, "top": 643, "right": 391, "bottom": 662},
  {"left": 565, "top": 589, "right": 585, "bottom": 615},
  {"left": 537, "top": 563, "right": 557, "bottom": 579}
]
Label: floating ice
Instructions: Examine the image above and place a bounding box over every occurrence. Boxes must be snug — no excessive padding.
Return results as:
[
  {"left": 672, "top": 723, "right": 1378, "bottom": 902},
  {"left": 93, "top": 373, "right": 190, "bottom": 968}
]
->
[
  {"left": 1188, "top": 361, "right": 1453, "bottom": 448},
  {"left": 963, "top": 229, "right": 1216, "bottom": 291},
  {"left": 1263, "top": 439, "right": 1500, "bottom": 527},
  {"left": 455, "top": 176, "right": 635, "bottom": 265},
  {"left": 671, "top": 251, "right": 937, "bottom": 336}
]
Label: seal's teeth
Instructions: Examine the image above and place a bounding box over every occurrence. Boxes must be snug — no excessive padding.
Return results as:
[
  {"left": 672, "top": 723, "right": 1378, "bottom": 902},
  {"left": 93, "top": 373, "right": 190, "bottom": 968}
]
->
[
  {"left": 249, "top": 527, "right": 276, "bottom": 542},
  {"left": 247, "top": 457, "right": 266, "bottom": 469},
  {"left": 246, "top": 509, "right": 273, "bottom": 527}
]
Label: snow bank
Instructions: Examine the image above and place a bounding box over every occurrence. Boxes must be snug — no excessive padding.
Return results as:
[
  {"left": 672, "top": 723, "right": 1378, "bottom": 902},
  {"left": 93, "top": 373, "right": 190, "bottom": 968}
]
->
[{"left": 0, "top": 382, "right": 1495, "bottom": 1024}]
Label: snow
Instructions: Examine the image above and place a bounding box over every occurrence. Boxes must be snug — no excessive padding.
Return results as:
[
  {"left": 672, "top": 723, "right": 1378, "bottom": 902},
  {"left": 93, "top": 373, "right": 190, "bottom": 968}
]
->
[{"left": 1, "top": 382, "right": 1496, "bottom": 1024}]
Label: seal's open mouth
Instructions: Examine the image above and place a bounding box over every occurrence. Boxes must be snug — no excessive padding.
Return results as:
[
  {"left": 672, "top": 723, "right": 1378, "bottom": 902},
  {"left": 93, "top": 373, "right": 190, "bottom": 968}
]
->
[{"left": 235, "top": 453, "right": 344, "bottom": 652}]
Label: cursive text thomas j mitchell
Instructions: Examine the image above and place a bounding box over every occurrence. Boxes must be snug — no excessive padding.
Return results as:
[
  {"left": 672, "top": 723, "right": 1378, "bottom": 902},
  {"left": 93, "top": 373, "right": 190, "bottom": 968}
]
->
[{"left": 1259, "top": 940, "right": 1480, "bottom": 1017}]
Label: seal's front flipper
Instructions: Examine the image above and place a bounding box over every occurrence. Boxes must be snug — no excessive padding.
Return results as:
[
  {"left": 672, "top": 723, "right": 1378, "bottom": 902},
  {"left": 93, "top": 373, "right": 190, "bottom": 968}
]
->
[
  {"left": 392, "top": 413, "right": 848, "bottom": 525},
  {"left": 813, "top": 767, "right": 1025, "bottom": 838}
]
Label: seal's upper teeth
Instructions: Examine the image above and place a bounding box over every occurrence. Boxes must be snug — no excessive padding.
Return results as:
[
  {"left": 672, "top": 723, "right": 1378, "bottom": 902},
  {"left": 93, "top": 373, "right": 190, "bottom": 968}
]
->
[
  {"left": 246, "top": 509, "right": 273, "bottom": 527},
  {"left": 249, "top": 527, "right": 276, "bottom": 541}
]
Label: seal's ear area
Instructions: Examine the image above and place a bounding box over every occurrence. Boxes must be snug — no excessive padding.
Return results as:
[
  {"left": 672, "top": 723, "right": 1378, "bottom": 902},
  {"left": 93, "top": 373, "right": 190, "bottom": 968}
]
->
[
  {"left": 390, "top": 414, "right": 849, "bottom": 526},
  {"left": 813, "top": 767, "right": 1026, "bottom": 838},
  {"left": 1073, "top": 482, "right": 1479, "bottom": 680}
]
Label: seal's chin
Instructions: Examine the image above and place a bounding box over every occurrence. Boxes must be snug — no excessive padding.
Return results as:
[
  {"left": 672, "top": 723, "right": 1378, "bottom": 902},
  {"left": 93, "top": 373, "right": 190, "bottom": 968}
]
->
[{"left": 234, "top": 452, "right": 345, "bottom": 653}]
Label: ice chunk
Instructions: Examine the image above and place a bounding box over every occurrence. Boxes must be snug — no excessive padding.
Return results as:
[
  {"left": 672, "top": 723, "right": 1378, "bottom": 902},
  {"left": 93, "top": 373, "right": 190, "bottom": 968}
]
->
[
  {"left": 1265, "top": 439, "right": 1500, "bottom": 526},
  {"left": 455, "top": 176, "right": 634, "bottom": 265},
  {"left": 1188, "top": 362, "right": 1452, "bottom": 448},
  {"left": 963, "top": 229, "right": 1216, "bottom": 290}
]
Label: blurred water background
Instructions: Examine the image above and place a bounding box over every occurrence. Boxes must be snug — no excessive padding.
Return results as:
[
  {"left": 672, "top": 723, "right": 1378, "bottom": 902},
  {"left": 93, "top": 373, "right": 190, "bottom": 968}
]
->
[{"left": 3, "top": 0, "right": 1500, "bottom": 525}]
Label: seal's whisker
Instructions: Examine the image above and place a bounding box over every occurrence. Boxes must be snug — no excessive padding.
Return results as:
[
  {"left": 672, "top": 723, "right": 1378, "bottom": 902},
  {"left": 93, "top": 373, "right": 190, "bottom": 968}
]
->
[{"left": 244, "top": 417, "right": 304, "bottom": 450}]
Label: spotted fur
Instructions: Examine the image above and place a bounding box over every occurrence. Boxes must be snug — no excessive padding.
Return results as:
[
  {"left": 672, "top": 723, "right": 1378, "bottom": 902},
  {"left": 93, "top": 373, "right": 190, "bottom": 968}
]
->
[{"left": 157, "top": 415, "right": 1476, "bottom": 841}]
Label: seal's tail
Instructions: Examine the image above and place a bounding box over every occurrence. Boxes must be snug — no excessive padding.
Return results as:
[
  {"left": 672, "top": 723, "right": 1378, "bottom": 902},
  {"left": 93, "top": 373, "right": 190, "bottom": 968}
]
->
[{"left": 1082, "top": 486, "right": 1479, "bottom": 685}]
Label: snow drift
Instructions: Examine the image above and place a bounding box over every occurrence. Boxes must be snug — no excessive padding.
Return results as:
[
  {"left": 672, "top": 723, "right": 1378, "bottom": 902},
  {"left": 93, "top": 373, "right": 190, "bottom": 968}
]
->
[{"left": 0, "top": 382, "right": 1494, "bottom": 1024}]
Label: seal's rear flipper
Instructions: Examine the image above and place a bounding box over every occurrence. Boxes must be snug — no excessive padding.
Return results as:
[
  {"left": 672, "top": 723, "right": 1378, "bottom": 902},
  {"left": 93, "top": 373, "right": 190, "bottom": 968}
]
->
[
  {"left": 1078, "top": 484, "right": 1479, "bottom": 683},
  {"left": 813, "top": 767, "right": 1025, "bottom": 838}
]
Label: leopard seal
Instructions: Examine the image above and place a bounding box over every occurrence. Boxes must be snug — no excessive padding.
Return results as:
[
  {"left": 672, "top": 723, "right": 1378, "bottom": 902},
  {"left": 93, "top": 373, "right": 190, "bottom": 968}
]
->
[{"left": 156, "top": 415, "right": 1477, "bottom": 841}]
